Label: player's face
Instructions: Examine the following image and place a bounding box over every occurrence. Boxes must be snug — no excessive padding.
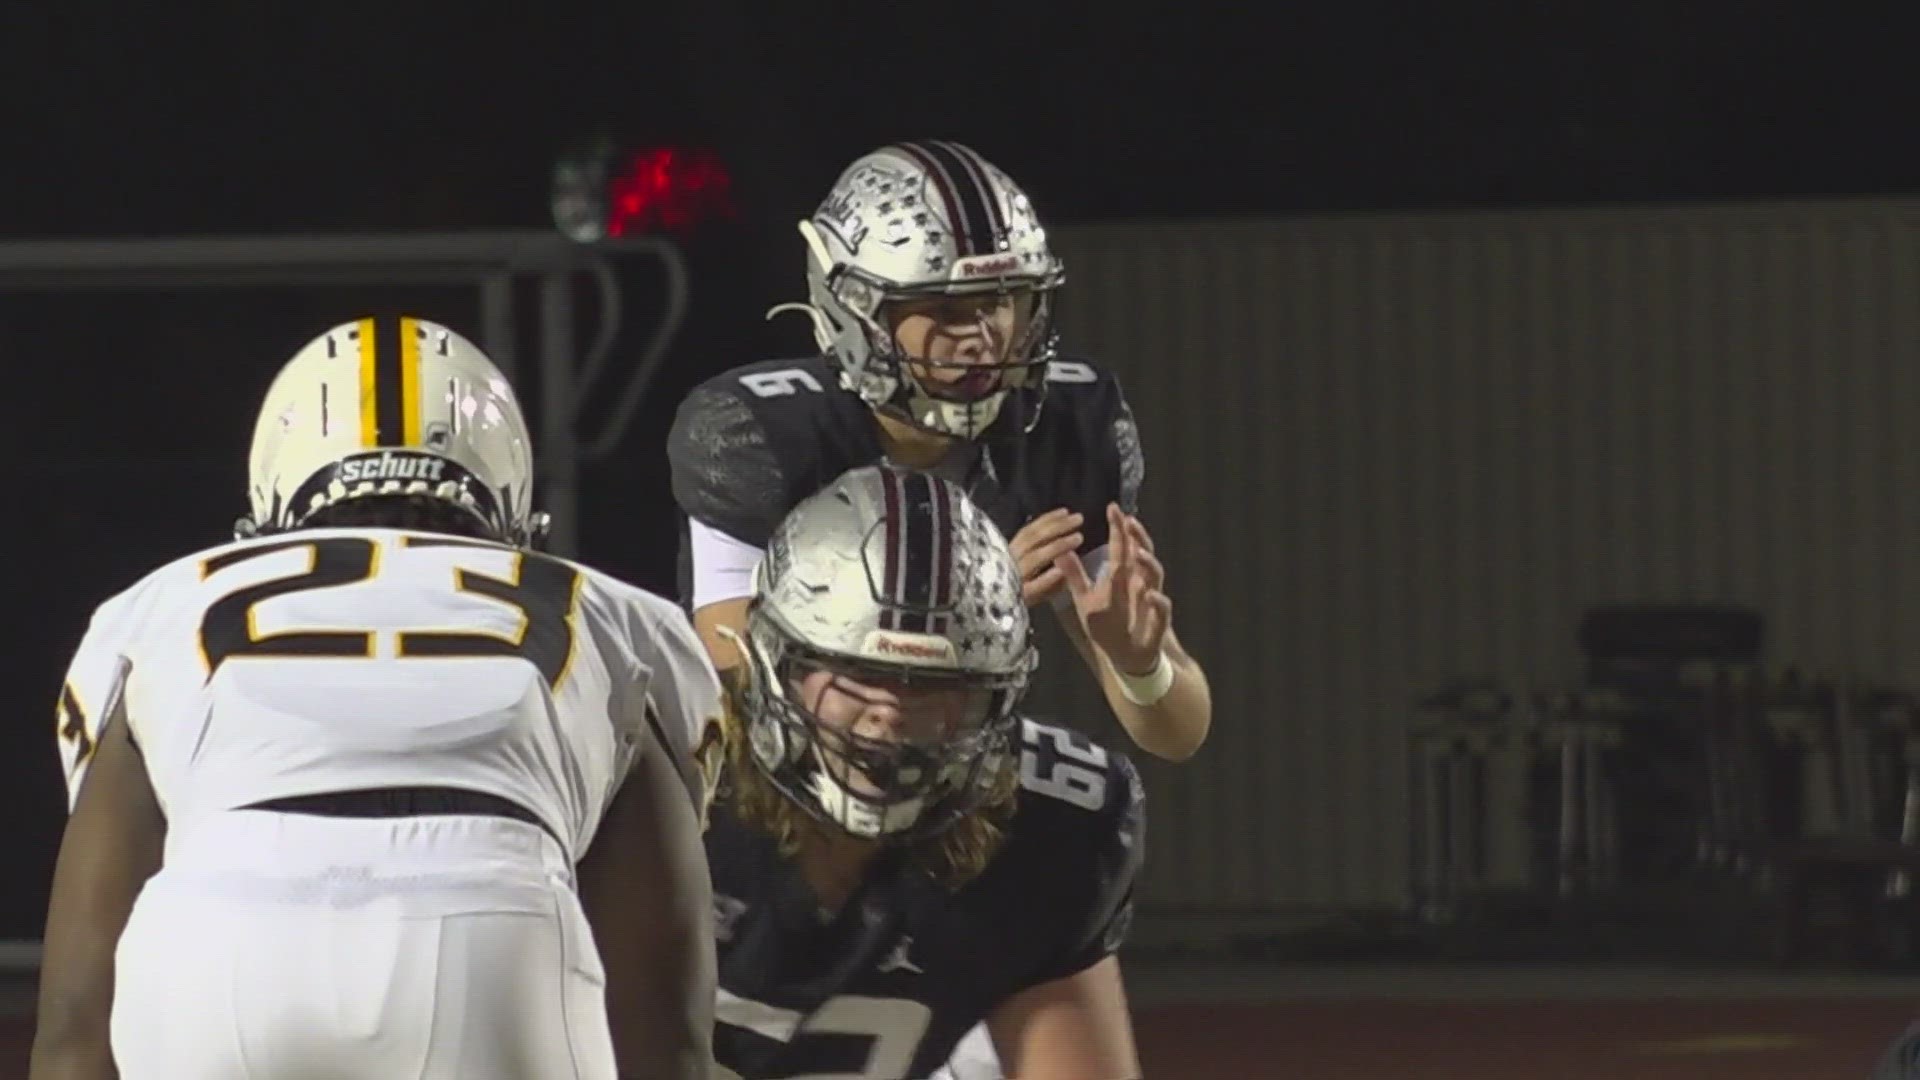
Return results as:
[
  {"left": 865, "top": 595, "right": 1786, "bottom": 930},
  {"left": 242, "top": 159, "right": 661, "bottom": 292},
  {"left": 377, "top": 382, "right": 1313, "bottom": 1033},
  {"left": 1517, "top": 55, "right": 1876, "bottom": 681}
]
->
[
  {"left": 885, "top": 291, "right": 1038, "bottom": 402},
  {"left": 793, "top": 667, "right": 993, "bottom": 798}
]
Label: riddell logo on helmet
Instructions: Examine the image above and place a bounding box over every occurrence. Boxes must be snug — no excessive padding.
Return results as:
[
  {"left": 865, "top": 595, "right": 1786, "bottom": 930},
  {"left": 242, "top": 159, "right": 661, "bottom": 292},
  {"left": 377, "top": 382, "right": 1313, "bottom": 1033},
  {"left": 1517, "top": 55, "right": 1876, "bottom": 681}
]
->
[
  {"left": 862, "top": 631, "right": 957, "bottom": 665},
  {"left": 336, "top": 452, "right": 446, "bottom": 484},
  {"left": 956, "top": 255, "right": 1020, "bottom": 277}
]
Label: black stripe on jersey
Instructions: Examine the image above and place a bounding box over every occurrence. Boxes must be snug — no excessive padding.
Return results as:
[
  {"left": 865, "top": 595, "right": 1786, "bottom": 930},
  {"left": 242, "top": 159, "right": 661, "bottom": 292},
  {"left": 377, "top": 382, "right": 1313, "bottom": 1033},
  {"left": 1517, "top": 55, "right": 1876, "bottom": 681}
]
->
[{"left": 374, "top": 316, "right": 406, "bottom": 445}]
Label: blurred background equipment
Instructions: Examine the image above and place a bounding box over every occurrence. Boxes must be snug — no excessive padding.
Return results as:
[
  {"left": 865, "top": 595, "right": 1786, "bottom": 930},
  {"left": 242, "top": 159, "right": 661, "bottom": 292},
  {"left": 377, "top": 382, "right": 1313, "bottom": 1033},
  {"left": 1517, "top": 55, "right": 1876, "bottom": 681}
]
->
[
  {"left": 552, "top": 140, "right": 738, "bottom": 243},
  {"left": 1405, "top": 603, "right": 1920, "bottom": 967}
]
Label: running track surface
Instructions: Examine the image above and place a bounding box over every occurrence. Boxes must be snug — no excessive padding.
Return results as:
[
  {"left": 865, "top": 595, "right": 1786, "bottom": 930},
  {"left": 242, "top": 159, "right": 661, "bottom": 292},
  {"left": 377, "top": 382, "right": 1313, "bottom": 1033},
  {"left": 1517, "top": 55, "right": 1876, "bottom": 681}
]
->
[{"left": 0, "top": 998, "right": 1912, "bottom": 1077}]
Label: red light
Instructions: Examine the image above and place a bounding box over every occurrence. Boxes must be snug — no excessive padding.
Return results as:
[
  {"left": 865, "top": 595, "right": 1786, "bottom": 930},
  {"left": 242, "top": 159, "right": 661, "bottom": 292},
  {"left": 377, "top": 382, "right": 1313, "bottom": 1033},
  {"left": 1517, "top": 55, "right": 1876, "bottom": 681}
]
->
[{"left": 605, "top": 149, "right": 736, "bottom": 237}]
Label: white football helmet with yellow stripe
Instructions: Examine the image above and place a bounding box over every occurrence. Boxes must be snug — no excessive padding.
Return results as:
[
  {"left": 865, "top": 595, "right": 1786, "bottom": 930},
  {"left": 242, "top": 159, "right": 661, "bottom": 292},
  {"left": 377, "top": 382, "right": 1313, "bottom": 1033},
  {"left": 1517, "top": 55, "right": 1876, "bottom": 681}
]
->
[{"left": 238, "top": 316, "right": 546, "bottom": 546}]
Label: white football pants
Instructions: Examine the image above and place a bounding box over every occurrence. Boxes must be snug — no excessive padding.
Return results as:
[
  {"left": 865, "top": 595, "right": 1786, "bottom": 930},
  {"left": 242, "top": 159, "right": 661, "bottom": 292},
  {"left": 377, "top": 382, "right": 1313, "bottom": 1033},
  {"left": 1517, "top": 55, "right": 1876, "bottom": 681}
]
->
[{"left": 110, "top": 810, "right": 613, "bottom": 1079}]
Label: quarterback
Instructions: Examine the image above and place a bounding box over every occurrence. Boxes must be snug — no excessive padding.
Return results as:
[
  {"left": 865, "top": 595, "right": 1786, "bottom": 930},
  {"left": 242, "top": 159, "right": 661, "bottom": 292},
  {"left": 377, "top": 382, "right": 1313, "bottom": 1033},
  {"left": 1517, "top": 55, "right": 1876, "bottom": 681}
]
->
[{"left": 669, "top": 139, "right": 1211, "bottom": 766}]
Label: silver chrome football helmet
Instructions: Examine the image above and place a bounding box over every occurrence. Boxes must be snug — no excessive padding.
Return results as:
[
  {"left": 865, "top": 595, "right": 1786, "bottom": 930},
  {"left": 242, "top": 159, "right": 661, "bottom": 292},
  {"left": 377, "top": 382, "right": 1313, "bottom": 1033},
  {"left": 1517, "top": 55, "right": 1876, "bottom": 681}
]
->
[
  {"left": 770, "top": 141, "right": 1066, "bottom": 440},
  {"left": 735, "top": 464, "right": 1035, "bottom": 840}
]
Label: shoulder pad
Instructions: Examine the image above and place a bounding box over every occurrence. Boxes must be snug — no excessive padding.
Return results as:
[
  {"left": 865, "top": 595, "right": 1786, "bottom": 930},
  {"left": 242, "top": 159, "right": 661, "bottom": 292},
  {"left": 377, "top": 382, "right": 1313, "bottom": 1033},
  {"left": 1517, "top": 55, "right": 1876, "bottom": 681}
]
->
[
  {"left": 55, "top": 561, "right": 181, "bottom": 804},
  {"left": 670, "top": 359, "right": 887, "bottom": 548},
  {"left": 668, "top": 380, "right": 795, "bottom": 549}
]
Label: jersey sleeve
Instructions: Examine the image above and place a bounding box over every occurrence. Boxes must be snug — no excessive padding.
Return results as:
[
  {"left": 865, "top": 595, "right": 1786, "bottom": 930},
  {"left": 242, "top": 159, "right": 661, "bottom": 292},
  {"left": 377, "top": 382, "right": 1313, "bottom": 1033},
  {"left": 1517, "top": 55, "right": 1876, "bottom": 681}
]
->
[
  {"left": 1023, "top": 362, "right": 1147, "bottom": 560},
  {"left": 668, "top": 383, "right": 794, "bottom": 550},
  {"left": 1016, "top": 723, "right": 1147, "bottom": 988},
  {"left": 687, "top": 517, "right": 765, "bottom": 611},
  {"left": 55, "top": 594, "right": 141, "bottom": 809},
  {"left": 1067, "top": 386, "right": 1142, "bottom": 584},
  {"left": 621, "top": 590, "right": 726, "bottom": 809},
  {"left": 1081, "top": 372, "right": 1146, "bottom": 555}
]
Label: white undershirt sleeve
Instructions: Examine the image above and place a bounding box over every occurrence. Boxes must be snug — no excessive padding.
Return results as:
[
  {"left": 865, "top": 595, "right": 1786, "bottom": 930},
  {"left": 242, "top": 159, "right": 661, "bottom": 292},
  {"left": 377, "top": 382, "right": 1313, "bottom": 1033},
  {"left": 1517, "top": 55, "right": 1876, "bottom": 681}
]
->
[{"left": 688, "top": 517, "right": 767, "bottom": 611}]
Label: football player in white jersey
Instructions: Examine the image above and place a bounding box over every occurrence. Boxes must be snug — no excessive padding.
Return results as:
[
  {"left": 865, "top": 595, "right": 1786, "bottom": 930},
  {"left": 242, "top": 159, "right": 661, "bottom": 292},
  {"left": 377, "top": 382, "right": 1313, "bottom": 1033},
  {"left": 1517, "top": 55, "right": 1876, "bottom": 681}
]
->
[{"left": 32, "top": 317, "right": 720, "bottom": 1080}]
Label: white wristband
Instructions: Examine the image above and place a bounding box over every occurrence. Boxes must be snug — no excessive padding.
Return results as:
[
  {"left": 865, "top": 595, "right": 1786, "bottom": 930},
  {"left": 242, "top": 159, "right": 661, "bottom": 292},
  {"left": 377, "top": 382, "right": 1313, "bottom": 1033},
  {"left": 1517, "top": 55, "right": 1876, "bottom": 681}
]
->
[{"left": 1110, "top": 650, "right": 1175, "bottom": 706}]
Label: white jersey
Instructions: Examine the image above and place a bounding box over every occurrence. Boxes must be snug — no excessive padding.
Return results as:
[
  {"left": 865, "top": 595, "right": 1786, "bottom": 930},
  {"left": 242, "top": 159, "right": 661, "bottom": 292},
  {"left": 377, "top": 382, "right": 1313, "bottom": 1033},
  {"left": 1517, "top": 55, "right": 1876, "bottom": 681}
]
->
[{"left": 55, "top": 526, "right": 721, "bottom": 863}]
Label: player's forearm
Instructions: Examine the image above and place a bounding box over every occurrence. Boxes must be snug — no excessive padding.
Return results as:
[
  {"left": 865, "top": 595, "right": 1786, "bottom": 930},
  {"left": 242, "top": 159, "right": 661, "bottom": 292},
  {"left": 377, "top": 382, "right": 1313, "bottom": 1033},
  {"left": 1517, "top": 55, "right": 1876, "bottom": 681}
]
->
[
  {"left": 1058, "top": 611, "right": 1211, "bottom": 762},
  {"left": 604, "top": 935, "right": 716, "bottom": 1080},
  {"left": 28, "top": 1030, "right": 117, "bottom": 1080},
  {"left": 1099, "top": 650, "right": 1211, "bottom": 763},
  {"left": 31, "top": 915, "right": 125, "bottom": 1080},
  {"left": 608, "top": 983, "right": 714, "bottom": 1079},
  {"left": 616, "top": 1046, "right": 714, "bottom": 1080}
]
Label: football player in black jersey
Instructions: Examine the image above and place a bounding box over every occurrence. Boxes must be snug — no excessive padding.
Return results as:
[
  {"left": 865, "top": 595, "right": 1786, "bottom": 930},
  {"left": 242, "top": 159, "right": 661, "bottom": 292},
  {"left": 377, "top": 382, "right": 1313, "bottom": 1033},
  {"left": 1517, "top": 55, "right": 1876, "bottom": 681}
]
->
[
  {"left": 697, "top": 465, "right": 1143, "bottom": 1080},
  {"left": 669, "top": 140, "right": 1211, "bottom": 767}
]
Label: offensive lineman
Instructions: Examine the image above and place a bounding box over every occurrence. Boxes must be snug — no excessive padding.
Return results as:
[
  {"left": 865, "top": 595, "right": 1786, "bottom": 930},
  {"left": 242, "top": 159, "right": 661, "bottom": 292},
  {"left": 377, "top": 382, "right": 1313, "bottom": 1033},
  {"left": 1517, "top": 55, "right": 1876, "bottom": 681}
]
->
[
  {"left": 32, "top": 318, "right": 718, "bottom": 1080},
  {"left": 668, "top": 139, "right": 1212, "bottom": 766},
  {"left": 701, "top": 465, "right": 1143, "bottom": 1080}
]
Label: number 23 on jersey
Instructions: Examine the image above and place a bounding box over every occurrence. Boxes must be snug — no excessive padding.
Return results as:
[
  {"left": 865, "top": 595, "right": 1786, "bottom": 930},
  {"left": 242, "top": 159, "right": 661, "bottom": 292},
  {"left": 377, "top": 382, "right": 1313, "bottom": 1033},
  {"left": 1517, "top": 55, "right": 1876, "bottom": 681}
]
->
[{"left": 197, "top": 535, "right": 585, "bottom": 688}]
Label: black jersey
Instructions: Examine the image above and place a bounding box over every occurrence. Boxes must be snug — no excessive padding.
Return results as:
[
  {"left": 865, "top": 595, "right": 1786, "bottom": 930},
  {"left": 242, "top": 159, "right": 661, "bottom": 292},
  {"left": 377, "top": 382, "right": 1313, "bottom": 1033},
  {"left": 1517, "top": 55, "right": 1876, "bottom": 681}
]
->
[
  {"left": 668, "top": 355, "right": 1146, "bottom": 605},
  {"left": 707, "top": 718, "right": 1144, "bottom": 1079}
]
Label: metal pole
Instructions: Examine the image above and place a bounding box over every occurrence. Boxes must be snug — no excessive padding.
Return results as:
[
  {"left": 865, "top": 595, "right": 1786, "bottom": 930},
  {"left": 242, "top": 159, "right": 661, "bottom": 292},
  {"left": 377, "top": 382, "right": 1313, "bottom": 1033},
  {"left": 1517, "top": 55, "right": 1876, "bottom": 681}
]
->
[
  {"left": 479, "top": 273, "right": 518, "bottom": 385},
  {"left": 539, "top": 270, "right": 579, "bottom": 557}
]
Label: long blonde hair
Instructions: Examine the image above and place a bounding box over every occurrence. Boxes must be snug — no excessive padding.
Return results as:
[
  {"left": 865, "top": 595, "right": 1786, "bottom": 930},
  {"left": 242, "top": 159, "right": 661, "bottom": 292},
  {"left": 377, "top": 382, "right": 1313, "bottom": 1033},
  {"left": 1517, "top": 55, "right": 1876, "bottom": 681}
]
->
[{"left": 710, "top": 680, "right": 1019, "bottom": 890}]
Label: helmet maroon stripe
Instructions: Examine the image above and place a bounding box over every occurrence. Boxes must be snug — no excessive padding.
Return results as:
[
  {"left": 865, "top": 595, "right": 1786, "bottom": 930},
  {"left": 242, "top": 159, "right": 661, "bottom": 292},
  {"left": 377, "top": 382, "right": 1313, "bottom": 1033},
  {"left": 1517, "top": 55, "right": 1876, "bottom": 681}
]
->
[
  {"left": 878, "top": 465, "right": 906, "bottom": 630},
  {"left": 895, "top": 141, "right": 984, "bottom": 258}
]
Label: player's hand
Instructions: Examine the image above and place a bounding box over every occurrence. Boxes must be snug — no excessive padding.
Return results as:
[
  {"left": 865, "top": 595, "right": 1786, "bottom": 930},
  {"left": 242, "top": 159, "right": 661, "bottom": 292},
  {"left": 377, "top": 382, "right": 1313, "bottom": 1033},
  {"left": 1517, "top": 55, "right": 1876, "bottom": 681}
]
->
[
  {"left": 1008, "top": 508, "right": 1084, "bottom": 607},
  {"left": 1056, "top": 504, "right": 1171, "bottom": 677}
]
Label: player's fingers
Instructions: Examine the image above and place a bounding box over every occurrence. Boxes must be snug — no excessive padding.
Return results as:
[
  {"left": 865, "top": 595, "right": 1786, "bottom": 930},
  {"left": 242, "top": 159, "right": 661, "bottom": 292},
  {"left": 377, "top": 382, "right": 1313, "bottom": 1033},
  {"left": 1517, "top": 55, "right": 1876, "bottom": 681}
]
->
[
  {"left": 1133, "top": 545, "right": 1165, "bottom": 591},
  {"left": 1123, "top": 565, "right": 1152, "bottom": 627},
  {"left": 1055, "top": 550, "right": 1094, "bottom": 598},
  {"left": 1125, "top": 513, "right": 1157, "bottom": 554},
  {"left": 1019, "top": 532, "right": 1083, "bottom": 579},
  {"left": 1106, "top": 504, "right": 1132, "bottom": 575},
  {"left": 1141, "top": 592, "right": 1173, "bottom": 648},
  {"left": 1010, "top": 509, "right": 1083, "bottom": 554},
  {"left": 1022, "top": 566, "right": 1065, "bottom": 606}
]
